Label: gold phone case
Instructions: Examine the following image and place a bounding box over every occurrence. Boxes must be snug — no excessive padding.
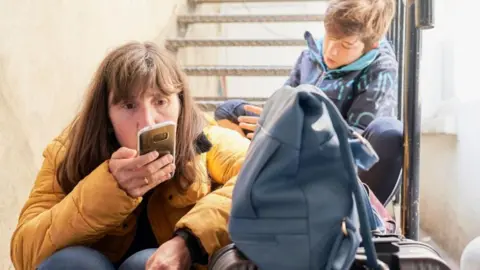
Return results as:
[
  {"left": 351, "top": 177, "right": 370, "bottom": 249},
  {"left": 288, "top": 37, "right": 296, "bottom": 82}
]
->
[{"left": 137, "top": 122, "right": 176, "bottom": 159}]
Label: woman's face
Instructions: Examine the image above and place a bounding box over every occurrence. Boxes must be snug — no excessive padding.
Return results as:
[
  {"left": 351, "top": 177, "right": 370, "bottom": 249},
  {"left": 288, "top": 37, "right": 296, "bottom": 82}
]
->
[{"left": 108, "top": 88, "right": 181, "bottom": 150}]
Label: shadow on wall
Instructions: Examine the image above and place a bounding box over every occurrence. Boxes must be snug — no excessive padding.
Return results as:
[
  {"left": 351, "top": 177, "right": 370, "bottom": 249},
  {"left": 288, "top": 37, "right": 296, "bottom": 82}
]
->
[{"left": 0, "top": 59, "right": 37, "bottom": 269}]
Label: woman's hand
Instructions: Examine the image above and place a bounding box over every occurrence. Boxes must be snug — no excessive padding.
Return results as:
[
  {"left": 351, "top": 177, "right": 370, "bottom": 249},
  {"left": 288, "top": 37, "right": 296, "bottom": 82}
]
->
[
  {"left": 146, "top": 236, "right": 191, "bottom": 270},
  {"left": 108, "top": 147, "right": 175, "bottom": 198}
]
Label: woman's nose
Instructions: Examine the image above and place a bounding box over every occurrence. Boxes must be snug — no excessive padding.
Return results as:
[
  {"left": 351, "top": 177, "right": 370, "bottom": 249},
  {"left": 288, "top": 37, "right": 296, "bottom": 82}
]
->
[{"left": 137, "top": 105, "right": 157, "bottom": 130}]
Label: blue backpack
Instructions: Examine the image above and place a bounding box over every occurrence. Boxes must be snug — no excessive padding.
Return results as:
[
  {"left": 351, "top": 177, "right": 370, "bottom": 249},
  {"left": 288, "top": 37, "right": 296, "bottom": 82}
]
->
[{"left": 229, "top": 84, "right": 383, "bottom": 270}]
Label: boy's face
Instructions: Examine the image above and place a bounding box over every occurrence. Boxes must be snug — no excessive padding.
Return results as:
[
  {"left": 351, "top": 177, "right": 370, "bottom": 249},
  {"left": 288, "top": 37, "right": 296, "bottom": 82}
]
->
[{"left": 322, "top": 32, "right": 370, "bottom": 69}]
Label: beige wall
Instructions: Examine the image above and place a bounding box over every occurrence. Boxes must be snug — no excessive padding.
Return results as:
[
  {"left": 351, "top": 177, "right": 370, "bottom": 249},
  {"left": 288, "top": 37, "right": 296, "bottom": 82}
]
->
[
  {"left": 0, "top": 1, "right": 219, "bottom": 268},
  {"left": 420, "top": 102, "right": 480, "bottom": 263}
]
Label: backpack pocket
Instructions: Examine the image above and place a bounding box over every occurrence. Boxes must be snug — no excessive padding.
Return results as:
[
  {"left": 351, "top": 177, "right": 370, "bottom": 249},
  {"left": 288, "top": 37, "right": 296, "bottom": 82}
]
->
[{"left": 234, "top": 231, "right": 310, "bottom": 270}]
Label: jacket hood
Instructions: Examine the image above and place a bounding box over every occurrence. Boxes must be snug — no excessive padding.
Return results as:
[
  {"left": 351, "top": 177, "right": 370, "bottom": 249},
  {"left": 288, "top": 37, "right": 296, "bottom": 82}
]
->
[{"left": 304, "top": 31, "right": 395, "bottom": 73}]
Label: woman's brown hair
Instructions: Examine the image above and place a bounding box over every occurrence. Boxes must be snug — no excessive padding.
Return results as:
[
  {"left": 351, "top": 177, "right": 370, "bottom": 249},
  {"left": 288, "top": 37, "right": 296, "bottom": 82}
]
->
[{"left": 56, "top": 41, "right": 205, "bottom": 194}]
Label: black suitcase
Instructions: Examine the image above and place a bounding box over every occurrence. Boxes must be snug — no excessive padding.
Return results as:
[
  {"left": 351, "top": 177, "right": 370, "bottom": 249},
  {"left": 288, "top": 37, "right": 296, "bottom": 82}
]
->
[
  {"left": 209, "top": 235, "right": 451, "bottom": 270},
  {"left": 352, "top": 234, "right": 451, "bottom": 270}
]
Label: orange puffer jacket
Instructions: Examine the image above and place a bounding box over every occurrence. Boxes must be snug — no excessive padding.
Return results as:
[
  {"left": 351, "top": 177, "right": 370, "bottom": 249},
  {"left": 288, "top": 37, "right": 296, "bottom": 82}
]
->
[{"left": 10, "top": 124, "right": 250, "bottom": 270}]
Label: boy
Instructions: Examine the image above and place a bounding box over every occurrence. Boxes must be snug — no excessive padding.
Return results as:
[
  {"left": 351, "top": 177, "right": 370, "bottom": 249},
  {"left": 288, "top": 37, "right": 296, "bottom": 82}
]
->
[{"left": 215, "top": 0, "right": 403, "bottom": 206}]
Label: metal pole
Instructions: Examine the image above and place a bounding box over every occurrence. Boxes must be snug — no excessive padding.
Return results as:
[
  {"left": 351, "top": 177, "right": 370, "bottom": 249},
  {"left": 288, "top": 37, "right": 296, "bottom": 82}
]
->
[
  {"left": 396, "top": 1, "right": 406, "bottom": 120},
  {"left": 392, "top": 0, "right": 406, "bottom": 207},
  {"left": 401, "top": 0, "right": 434, "bottom": 240}
]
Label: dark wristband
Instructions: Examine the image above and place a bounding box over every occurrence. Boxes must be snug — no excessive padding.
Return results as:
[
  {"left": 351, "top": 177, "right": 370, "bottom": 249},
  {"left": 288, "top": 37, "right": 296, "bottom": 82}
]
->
[{"left": 174, "top": 229, "right": 209, "bottom": 265}]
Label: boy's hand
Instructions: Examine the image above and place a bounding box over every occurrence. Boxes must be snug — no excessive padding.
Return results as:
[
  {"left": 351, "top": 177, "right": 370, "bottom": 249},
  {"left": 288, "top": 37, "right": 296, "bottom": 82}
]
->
[{"left": 238, "top": 105, "right": 263, "bottom": 139}]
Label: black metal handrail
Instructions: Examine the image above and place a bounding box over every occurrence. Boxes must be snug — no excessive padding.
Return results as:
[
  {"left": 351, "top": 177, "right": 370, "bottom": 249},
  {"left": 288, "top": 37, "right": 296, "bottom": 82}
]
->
[{"left": 400, "top": 0, "right": 434, "bottom": 240}]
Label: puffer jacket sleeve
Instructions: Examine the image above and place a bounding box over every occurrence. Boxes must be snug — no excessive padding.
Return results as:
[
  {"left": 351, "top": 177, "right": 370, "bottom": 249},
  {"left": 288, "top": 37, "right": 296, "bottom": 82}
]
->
[
  {"left": 10, "top": 139, "right": 141, "bottom": 270},
  {"left": 175, "top": 125, "right": 250, "bottom": 256}
]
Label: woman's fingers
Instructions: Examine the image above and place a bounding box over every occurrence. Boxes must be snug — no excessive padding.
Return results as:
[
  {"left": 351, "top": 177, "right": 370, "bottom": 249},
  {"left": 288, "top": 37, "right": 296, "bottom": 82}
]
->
[
  {"left": 127, "top": 163, "right": 176, "bottom": 197},
  {"left": 124, "top": 151, "right": 160, "bottom": 170}
]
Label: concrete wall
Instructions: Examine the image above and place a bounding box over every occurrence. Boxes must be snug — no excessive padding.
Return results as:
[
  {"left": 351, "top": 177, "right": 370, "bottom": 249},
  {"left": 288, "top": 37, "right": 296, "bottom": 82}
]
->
[
  {"left": 420, "top": 103, "right": 480, "bottom": 263},
  {"left": 0, "top": 1, "right": 219, "bottom": 268}
]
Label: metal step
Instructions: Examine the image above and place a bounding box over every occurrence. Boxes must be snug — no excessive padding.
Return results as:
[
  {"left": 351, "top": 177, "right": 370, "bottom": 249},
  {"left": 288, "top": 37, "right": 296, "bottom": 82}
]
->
[
  {"left": 183, "top": 66, "right": 291, "bottom": 76},
  {"left": 166, "top": 38, "right": 305, "bottom": 50},
  {"left": 177, "top": 14, "right": 324, "bottom": 25},
  {"left": 194, "top": 0, "right": 323, "bottom": 3},
  {"left": 194, "top": 96, "right": 268, "bottom": 102},
  {"left": 195, "top": 97, "right": 268, "bottom": 112}
]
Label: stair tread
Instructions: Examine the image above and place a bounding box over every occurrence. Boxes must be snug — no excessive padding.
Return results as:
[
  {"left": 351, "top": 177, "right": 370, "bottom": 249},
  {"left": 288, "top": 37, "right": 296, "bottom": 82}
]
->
[
  {"left": 195, "top": 0, "right": 324, "bottom": 3},
  {"left": 184, "top": 65, "right": 292, "bottom": 69},
  {"left": 183, "top": 65, "right": 292, "bottom": 76},
  {"left": 168, "top": 38, "right": 305, "bottom": 41},
  {"left": 194, "top": 96, "right": 268, "bottom": 102},
  {"left": 177, "top": 14, "right": 324, "bottom": 24},
  {"left": 166, "top": 38, "right": 306, "bottom": 49}
]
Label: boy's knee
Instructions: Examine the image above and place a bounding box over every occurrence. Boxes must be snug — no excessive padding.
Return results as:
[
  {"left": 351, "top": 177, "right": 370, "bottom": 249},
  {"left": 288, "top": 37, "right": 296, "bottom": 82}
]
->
[
  {"left": 367, "top": 117, "right": 403, "bottom": 138},
  {"left": 461, "top": 237, "right": 480, "bottom": 270},
  {"left": 363, "top": 117, "right": 403, "bottom": 158}
]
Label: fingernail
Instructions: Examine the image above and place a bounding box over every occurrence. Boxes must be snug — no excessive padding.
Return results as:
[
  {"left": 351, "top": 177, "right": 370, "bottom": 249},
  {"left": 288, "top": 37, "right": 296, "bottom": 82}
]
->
[{"left": 153, "top": 151, "right": 159, "bottom": 158}]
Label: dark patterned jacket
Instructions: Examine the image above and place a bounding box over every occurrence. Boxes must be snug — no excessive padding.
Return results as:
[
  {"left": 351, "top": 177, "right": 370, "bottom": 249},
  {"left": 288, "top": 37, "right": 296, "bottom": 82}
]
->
[{"left": 285, "top": 31, "right": 398, "bottom": 131}]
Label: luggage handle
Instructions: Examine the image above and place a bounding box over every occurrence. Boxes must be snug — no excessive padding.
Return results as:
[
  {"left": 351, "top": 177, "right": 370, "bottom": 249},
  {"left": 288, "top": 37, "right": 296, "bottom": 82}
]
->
[{"left": 304, "top": 87, "right": 380, "bottom": 269}]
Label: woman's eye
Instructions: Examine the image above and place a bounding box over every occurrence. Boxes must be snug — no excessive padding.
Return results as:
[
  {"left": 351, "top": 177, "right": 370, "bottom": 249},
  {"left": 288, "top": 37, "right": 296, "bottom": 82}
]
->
[
  {"left": 122, "top": 103, "right": 136, "bottom": 110},
  {"left": 154, "top": 98, "right": 168, "bottom": 106}
]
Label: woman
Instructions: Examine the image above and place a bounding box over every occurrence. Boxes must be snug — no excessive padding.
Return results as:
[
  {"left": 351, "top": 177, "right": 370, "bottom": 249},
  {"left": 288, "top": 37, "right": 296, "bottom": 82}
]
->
[{"left": 10, "top": 42, "right": 250, "bottom": 270}]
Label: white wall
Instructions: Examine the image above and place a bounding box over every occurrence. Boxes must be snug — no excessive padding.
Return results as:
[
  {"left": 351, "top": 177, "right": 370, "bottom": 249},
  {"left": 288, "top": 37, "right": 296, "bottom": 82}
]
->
[
  {"left": 0, "top": 1, "right": 219, "bottom": 268},
  {"left": 419, "top": 0, "right": 480, "bottom": 262}
]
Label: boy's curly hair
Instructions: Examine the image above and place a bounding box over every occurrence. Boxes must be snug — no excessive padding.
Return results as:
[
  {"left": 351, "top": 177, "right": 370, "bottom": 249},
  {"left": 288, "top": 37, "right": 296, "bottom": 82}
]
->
[{"left": 324, "top": 0, "right": 396, "bottom": 48}]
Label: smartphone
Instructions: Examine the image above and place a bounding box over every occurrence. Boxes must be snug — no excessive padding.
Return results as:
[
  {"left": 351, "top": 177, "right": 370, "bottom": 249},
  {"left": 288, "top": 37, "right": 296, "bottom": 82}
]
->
[{"left": 137, "top": 121, "right": 176, "bottom": 160}]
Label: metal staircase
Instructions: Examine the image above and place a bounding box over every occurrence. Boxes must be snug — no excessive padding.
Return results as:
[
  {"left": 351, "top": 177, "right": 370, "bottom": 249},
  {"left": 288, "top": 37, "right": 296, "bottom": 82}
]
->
[{"left": 166, "top": 0, "right": 326, "bottom": 101}]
